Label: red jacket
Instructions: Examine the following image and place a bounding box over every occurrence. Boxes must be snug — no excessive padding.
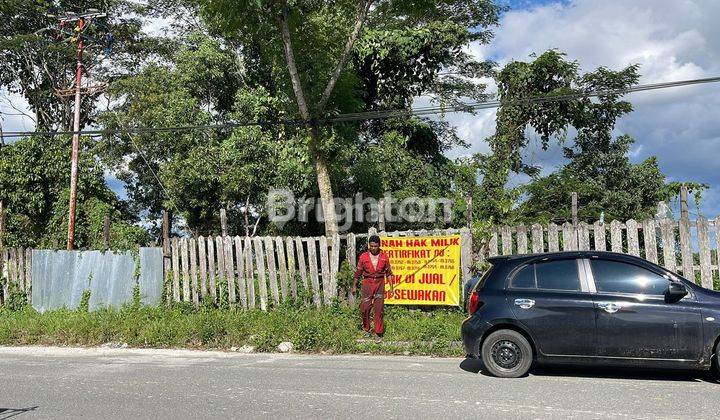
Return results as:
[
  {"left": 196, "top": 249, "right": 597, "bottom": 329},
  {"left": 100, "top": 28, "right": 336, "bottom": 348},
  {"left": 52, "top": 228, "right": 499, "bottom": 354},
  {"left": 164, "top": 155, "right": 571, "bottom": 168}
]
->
[{"left": 353, "top": 250, "right": 393, "bottom": 282}]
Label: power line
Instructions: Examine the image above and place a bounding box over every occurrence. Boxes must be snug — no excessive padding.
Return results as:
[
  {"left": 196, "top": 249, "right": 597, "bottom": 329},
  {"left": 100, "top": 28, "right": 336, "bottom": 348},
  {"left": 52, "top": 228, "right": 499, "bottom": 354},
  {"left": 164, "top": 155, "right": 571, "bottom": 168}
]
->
[{"left": 1, "top": 75, "right": 719, "bottom": 139}]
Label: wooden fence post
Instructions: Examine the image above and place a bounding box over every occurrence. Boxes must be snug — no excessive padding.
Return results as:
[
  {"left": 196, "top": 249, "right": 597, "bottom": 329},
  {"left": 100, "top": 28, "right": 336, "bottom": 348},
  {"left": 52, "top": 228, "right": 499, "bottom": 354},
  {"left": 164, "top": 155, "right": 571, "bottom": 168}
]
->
[
  {"left": 275, "top": 236, "right": 289, "bottom": 301},
  {"left": 679, "top": 216, "right": 694, "bottom": 280},
  {"left": 244, "top": 237, "right": 255, "bottom": 309},
  {"left": 501, "top": 226, "right": 512, "bottom": 255},
  {"left": 531, "top": 224, "right": 543, "bottom": 254},
  {"left": 253, "top": 236, "right": 269, "bottom": 310},
  {"left": 593, "top": 221, "right": 606, "bottom": 251},
  {"left": 697, "top": 217, "right": 712, "bottom": 289},
  {"left": 626, "top": 219, "right": 640, "bottom": 257},
  {"left": 235, "top": 236, "right": 247, "bottom": 308},
  {"left": 220, "top": 208, "right": 228, "bottom": 237},
  {"left": 162, "top": 210, "right": 172, "bottom": 304},
  {"left": 224, "top": 235, "right": 236, "bottom": 304},
  {"left": 347, "top": 233, "right": 357, "bottom": 305},
  {"left": 460, "top": 227, "right": 472, "bottom": 302},
  {"left": 488, "top": 228, "right": 498, "bottom": 256},
  {"left": 181, "top": 238, "right": 190, "bottom": 302},
  {"left": 264, "top": 237, "right": 280, "bottom": 306},
  {"left": 642, "top": 219, "right": 658, "bottom": 264},
  {"left": 660, "top": 218, "right": 677, "bottom": 273},
  {"left": 306, "top": 238, "right": 321, "bottom": 308},
  {"left": 610, "top": 220, "right": 623, "bottom": 253},
  {"left": 319, "top": 236, "right": 332, "bottom": 305},
  {"left": 516, "top": 225, "right": 527, "bottom": 254},
  {"left": 171, "top": 237, "right": 181, "bottom": 302}
]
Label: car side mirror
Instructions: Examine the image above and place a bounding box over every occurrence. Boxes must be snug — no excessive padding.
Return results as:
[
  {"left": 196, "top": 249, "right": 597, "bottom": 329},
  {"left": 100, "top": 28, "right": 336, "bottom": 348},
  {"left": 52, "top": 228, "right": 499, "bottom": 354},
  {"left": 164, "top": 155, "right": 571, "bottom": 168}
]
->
[{"left": 665, "top": 282, "right": 688, "bottom": 303}]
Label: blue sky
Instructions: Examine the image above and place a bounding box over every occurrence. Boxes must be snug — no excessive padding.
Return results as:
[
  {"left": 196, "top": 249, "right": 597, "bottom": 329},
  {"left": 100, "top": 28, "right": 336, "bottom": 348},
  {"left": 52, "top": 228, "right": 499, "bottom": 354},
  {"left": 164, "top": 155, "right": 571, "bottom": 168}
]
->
[{"left": 443, "top": 0, "right": 720, "bottom": 219}]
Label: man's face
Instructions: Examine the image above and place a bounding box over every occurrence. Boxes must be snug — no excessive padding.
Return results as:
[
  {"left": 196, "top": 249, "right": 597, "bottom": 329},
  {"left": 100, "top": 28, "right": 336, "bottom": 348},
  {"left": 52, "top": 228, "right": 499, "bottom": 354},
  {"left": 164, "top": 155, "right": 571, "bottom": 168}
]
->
[{"left": 368, "top": 241, "right": 380, "bottom": 255}]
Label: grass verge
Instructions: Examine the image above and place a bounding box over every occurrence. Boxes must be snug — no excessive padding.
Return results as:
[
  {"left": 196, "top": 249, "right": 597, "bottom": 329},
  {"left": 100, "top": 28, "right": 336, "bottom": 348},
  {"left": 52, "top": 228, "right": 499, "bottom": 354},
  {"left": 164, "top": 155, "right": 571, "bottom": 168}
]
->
[{"left": 0, "top": 302, "right": 466, "bottom": 357}]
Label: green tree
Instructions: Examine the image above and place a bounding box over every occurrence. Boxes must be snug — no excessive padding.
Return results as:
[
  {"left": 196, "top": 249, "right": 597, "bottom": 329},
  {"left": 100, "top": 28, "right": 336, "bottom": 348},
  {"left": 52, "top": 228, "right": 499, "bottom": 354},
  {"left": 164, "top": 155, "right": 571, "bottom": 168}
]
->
[
  {"left": 195, "top": 0, "right": 502, "bottom": 236},
  {"left": 515, "top": 135, "right": 702, "bottom": 223},
  {"left": 0, "top": 136, "right": 149, "bottom": 248},
  {"left": 476, "top": 50, "right": 640, "bottom": 222}
]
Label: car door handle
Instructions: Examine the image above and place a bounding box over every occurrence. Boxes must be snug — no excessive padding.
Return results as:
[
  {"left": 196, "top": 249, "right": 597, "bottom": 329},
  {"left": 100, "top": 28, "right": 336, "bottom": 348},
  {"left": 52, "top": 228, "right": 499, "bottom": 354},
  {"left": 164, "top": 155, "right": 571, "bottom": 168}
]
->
[
  {"left": 597, "top": 302, "right": 621, "bottom": 313},
  {"left": 514, "top": 298, "right": 535, "bottom": 309}
]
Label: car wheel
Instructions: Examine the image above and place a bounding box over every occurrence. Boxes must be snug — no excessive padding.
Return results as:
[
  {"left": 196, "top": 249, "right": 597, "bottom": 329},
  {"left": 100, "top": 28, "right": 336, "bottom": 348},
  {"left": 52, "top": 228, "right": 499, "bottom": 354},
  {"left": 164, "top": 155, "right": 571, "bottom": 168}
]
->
[{"left": 481, "top": 330, "right": 533, "bottom": 378}]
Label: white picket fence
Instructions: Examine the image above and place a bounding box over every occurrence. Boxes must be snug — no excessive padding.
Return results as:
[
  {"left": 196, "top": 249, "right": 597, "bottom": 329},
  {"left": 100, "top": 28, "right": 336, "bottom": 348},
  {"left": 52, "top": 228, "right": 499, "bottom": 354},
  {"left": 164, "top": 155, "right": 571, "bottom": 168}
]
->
[{"left": 487, "top": 217, "right": 720, "bottom": 290}]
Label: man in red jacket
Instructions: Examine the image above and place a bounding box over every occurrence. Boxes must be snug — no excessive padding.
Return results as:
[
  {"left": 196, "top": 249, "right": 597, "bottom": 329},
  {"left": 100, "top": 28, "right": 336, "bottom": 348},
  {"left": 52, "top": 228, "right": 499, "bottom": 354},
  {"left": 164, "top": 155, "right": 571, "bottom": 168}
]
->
[{"left": 351, "top": 235, "right": 394, "bottom": 337}]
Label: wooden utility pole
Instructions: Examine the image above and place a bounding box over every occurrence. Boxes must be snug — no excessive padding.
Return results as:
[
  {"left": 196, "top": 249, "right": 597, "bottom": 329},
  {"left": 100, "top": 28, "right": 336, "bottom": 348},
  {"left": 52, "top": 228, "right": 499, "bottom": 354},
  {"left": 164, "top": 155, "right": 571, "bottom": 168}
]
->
[{"left": 680, "top": 185, "right": 689, "bottom": 221}]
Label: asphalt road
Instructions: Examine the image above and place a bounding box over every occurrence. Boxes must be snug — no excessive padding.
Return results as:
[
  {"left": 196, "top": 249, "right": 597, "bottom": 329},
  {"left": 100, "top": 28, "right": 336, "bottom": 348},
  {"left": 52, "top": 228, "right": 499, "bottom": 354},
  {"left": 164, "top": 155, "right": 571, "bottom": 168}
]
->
[{"left": 1, "top": 346, "right": 719, "bottom": 420}]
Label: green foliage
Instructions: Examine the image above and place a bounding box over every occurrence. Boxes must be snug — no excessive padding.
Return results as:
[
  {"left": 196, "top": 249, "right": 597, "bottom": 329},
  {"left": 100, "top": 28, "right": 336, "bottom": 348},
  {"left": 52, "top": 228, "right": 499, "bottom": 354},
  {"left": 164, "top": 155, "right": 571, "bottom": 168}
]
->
[
  {"left": 0, "top": 136, "right": 149, "bottom": 248},
  {"left": 78, "top": 290, "right": 91, "bottom": 313},
  {"left": 0, "top": 304, "right": 466, "bottom": 356},
  {"left": 476, "top": 50, "right": 642, "bottom": 222},
  {"left": 515, "top": 136, "right": 707, "bottom": 223}
]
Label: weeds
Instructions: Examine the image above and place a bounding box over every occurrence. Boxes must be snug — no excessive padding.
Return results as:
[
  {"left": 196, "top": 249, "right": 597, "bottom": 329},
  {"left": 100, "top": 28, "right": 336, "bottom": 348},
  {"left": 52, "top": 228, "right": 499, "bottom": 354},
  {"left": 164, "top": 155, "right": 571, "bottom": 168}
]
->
[{"left": 0, "top": 304, "right": 465, "bottom": 356}]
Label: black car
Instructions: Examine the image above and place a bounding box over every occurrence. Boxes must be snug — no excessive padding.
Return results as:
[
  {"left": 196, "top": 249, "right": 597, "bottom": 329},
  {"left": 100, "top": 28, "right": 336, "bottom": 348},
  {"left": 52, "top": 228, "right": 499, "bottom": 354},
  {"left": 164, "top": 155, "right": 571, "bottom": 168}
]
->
[{"left": 462, "top": 251, "right": 720, "bottom": 378}]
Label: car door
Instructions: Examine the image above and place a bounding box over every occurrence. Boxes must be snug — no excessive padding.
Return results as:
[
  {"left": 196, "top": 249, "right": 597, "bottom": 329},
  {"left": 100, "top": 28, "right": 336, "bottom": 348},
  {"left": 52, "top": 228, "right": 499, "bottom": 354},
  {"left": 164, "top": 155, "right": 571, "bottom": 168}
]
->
[
  {"left": 587, "top": 258, "right": 703, "bottom": 361},
  {"left": 505, "top": 258, "right": 597, "bottom": 357}
]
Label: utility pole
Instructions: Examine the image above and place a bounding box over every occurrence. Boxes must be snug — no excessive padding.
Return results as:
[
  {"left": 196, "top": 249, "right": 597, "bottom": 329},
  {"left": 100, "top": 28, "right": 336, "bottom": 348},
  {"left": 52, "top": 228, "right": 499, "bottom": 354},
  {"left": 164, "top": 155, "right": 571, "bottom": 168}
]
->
[{"left": 51, "top": 10, "right": 107, "bottom": 250}]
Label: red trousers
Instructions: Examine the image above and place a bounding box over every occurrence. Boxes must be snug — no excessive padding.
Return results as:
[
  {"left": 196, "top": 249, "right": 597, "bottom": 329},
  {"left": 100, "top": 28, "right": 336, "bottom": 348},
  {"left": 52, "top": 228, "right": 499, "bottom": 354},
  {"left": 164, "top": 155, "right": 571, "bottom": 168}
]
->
[{"left": 360, "top": 278, "right": 385, "bottom": 334}]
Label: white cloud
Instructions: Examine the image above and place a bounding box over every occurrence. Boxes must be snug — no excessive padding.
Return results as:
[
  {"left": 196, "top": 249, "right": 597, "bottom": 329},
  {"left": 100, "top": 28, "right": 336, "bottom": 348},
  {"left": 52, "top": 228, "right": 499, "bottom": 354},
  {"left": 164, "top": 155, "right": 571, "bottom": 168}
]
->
[{"left": 447, "top": 0, "right": 720, "bottom": 215}]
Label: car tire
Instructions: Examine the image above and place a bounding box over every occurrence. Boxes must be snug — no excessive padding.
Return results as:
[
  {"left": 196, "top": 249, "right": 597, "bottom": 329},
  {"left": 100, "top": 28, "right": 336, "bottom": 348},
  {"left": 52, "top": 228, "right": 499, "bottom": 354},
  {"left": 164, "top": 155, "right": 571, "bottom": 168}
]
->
[{"left": 481, "top": 330, "right": 533, "bottom": 378}]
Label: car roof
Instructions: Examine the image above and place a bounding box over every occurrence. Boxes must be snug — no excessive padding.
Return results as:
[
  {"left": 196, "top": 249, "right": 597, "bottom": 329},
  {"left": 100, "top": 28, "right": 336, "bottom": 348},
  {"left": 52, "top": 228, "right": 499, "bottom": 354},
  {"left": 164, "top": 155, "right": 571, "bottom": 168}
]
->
[{"left": 486, "top": 251, "right": 649, "bottom": 266}]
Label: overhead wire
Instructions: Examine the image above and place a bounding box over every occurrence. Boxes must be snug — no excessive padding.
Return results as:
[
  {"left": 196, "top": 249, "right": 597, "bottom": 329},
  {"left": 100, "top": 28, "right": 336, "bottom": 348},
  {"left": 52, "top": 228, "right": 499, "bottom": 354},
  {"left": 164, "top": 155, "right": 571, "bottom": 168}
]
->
[{"left": 1, "top": 75, "right": 719, "bottom": 140}]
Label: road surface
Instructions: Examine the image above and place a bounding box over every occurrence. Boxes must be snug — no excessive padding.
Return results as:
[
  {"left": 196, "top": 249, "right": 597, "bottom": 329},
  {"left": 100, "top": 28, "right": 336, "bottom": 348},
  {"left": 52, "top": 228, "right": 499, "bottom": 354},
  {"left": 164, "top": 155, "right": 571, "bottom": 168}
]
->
[{"left": 1, "top": 346, "right": 718, "bottom": 419}]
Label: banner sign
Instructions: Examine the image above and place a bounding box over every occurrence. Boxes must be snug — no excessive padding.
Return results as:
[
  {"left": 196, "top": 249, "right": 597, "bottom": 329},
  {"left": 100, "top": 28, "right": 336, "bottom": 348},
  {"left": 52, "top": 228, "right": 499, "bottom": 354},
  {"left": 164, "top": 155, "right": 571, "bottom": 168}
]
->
[{"left": 382, "top": 234, "right": 461, "bottom": 306}]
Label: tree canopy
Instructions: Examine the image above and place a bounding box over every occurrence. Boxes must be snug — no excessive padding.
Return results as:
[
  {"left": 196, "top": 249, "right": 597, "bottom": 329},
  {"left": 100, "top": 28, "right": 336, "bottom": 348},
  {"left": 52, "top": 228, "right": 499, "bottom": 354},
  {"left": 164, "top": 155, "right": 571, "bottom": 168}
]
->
[{"left": 0, "top": 2, "right": 703, "bottom": 247}]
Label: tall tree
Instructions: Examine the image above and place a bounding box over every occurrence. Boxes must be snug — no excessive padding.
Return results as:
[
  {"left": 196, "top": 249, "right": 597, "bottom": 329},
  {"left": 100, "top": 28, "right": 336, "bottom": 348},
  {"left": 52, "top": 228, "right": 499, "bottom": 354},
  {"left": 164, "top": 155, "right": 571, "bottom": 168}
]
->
[
  {"left": 476, "top": 50, "right": 641, "bottom": 222},
  {"left": 197, "top": 0, "right": 502, "bottom": 236}
]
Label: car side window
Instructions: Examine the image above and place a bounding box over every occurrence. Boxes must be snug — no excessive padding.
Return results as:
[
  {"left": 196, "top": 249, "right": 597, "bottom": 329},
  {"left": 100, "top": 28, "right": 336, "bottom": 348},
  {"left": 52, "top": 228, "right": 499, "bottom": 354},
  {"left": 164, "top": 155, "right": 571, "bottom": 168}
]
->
[
  {"left": 590, "top": 260, "right": 669, "bottom": 295},
  {"left": 510, "top": 265, "right": 535, "bottom": 288},
  {"left": 535, "top": 259, "right": 581, "bottom": 291}
]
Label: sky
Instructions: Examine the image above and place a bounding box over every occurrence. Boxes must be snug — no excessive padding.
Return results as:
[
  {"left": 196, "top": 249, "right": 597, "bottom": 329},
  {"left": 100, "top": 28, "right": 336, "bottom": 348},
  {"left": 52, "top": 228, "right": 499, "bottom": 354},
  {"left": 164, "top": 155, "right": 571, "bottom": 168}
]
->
[
  {"left": 443, "top": 0, "right": 720, "bottom": 218},
  {"left": 2, "top": 0, "right": 720, "bottom": 219}
]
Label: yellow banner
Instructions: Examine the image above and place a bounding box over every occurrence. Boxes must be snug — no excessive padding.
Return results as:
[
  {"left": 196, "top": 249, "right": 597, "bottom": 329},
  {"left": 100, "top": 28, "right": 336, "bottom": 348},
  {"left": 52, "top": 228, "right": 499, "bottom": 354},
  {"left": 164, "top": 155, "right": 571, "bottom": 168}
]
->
[{"left": 382, "top": 234, "right": 461, "bottom": 306}]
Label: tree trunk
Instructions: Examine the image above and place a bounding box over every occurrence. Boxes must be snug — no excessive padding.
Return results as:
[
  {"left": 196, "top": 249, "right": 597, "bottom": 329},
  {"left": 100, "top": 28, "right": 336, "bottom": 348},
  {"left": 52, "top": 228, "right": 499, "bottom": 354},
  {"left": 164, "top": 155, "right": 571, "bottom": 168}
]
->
[{"left": 311, "top": 135, "right": 338, "bottom": 238}]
